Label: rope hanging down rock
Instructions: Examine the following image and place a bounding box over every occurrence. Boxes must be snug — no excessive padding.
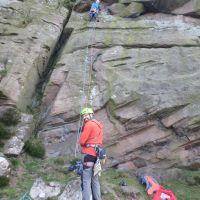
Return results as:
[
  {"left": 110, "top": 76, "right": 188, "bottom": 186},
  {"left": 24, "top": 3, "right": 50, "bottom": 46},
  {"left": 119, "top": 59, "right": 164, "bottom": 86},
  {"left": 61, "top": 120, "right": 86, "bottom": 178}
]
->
[{"left": 75, "top": 20, "right": 97, "bottom": 157}]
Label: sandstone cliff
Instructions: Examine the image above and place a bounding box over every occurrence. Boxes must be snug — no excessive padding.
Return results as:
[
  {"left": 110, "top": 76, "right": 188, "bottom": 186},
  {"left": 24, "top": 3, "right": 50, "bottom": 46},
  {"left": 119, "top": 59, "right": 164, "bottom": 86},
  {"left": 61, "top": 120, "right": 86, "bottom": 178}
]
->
[{"left": 0, "top": 0, "right": 200, "bottom": 188}]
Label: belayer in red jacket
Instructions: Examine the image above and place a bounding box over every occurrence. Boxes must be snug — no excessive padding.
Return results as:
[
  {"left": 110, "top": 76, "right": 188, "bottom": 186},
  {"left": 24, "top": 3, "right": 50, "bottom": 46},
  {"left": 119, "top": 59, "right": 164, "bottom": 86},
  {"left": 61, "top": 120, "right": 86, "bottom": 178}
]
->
[{"left": 79, "top": 107, "right": 103, "bottom": 200}]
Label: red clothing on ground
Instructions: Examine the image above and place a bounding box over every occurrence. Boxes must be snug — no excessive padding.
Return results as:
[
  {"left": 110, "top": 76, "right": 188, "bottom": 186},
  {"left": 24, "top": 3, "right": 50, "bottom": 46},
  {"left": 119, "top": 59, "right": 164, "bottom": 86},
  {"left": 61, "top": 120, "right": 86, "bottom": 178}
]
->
[
  {"left": 153, "top": 187, "right": 177, "bottom": 200},
  {"left": 146, "top": 176, "right": 161, "bottom": 196},
  {"left": 79, "top": 119, "right": 103, "bottom": 156}
]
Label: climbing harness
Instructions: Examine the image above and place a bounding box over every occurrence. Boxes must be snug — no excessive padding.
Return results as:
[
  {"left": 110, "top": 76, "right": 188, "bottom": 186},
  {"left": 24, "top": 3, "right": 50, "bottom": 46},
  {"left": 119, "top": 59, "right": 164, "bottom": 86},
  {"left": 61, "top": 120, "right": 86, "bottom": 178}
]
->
[
  {"left": 86, "top": 144, "right": 106, "bottom": 160},
  {"left": 89, "top": 10, "right": 98, "bottom": 21},
  {"left": 18, "top": 192, "right": 32, "bottom": 200}
]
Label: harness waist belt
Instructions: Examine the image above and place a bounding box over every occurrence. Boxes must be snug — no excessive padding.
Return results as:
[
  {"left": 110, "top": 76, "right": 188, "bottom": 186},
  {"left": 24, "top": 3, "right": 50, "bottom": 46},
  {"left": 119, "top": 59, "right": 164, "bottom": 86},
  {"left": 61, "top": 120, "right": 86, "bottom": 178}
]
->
[
  {"left": 85, "top": 144, "right": 101, "bottom": 148},
  {"left": 84, "top": 162, "right": 95, "bottom": 167}
]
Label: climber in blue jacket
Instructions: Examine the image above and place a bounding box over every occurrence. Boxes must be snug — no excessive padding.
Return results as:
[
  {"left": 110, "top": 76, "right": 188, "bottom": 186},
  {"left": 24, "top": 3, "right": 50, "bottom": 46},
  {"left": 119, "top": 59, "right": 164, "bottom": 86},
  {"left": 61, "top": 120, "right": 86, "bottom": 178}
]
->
[{"left": 89, "top": 0, "right": 101, "bottom": 21}]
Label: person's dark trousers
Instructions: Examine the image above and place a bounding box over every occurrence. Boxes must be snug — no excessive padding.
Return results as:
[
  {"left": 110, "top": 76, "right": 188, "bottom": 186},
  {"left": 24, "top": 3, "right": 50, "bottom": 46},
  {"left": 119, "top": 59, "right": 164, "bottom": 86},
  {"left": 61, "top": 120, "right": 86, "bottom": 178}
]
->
[{"left": 81, "top": 154, "right": 101, "bottom": 200}]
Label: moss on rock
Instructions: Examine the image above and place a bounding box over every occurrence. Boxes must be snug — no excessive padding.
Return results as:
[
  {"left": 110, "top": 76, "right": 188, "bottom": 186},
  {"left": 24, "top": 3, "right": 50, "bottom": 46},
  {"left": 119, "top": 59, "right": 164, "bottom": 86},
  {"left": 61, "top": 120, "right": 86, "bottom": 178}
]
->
[
  {"left": 0, "top": 122, "right": 12, "bottom": 139},
  {"left": 0, "top": 176, "right": 10, "bottom": 187},
  {"left": 0, "top": 108, "right": 20, "bottom": 126},
  {"left": 24, "top": 138, "right": 45, "bottom": 158}
]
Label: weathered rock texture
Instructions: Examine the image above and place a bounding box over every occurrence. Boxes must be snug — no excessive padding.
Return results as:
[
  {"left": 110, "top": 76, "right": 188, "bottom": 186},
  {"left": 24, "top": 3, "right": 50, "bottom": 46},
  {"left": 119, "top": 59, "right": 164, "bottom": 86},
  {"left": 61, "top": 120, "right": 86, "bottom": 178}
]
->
[
  {"left": 108, "top": 2, "right": 145, "bottom": 18},
  {"left": 0, "top": 156, "right": 10, "bottom": 177},
  {"left": 58, "top": 179, "right": 82, "bottom": 200},
  {"left": 3, "top": 113, "right": 33, "bottom": 156},
  {"left": 38, "top": 9, "right": 200, "bottom": 171},
  {"left": 1, "top": 0, "right": 200, "bottom": 173},
  {"left": 30, "top": 178, "right": 62, "bottom": 200},
  {"left": 0, "top": 0, "right": 69, "bottom": 110}
]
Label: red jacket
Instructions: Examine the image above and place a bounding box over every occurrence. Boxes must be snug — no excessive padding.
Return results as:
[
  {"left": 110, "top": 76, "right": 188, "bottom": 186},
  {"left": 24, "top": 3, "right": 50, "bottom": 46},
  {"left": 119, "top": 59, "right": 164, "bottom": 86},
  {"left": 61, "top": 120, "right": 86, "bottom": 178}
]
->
[
  {"left": 153, "top": 187, "right": 177, "bottom": 200},
  {"left": 79, "top": 119, "right": 103, "bottom": 156},
  {"left": 146, "top": 176, "right": 160, "bottom": 196}
]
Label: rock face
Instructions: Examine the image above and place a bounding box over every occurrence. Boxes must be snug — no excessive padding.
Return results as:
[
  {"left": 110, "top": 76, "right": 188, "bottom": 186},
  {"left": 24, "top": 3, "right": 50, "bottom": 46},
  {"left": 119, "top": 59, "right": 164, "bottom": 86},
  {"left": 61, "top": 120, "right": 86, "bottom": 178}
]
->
[
  {"left": 0, "top": 156, "right": 10, "bottom": 177},
  {"left": 0, "top": 0, "right": 69, "bottom": 110},
  {"left": 108, "top": 2, "right": 145, "bottom": 18},
  {"left": 152, "top": 0, "right": 191, "bottom": 12},
  {"left": 29, "top": 178, "right": 81, "bottom": 200},
  {"left": 38, "top": 9, "right": 200, "bottom": 171},
  {"left": 30, "top": 178, "right": 62, "bottom": 200},
  {"left": 172, "top": 0, "right": 200, "bottom": 17},
  {"left": 58, "top": 180, "right": 82, "bottom": 200},
  {"left": 3, "top": 113, "right": 33, "bottom": 156},
  {"left": 1, "top": 0, "right": 200, "bottom": 173}
]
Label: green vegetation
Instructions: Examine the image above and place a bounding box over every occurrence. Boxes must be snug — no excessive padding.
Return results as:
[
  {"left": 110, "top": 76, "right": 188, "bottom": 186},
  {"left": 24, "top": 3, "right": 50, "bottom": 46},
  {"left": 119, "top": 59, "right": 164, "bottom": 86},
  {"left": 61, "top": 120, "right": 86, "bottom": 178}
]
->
[
  {"left": 0, "top": 122, "right": 12, "bottom": 139},
  {"left": 1, "top": 108, "right": 20, "bottom": 126},
  {"left": 0, "top": 177, "right": 10, "bottom": 187},
  {"left": 0, "top": 155, "right": 200, "bottom": 199},
  {"left": 101, "top": 168, "right": 149, "bottom": 200},
  {"left": 54, "top": 157, "right": 65, "bottom": 165},
  {"left": 0, "top": 69, "right": 8, "bottom": 77},
  {"left": 24, "top": 138, "right": 45, "bottom": 158},
  {"left": 101, "top": 168, "right": 200, "bottom": 200},
  {"left": 9, "top": 158, "right": 20, "bottom": 168},
  {"left": 162, "top": 169, "right": 200, "bottom": 200},
  {"left": 61, "top": 0, "right": 76, "bottom": 10},
  {"left": 19, "top": 9, "right": 33, "bottom": 28},
  {"left": 0, "top": 155, "right": 78, "bottom": 199},
  {"left": 0, "top": 108, "right": 20, "bottom": 140}
]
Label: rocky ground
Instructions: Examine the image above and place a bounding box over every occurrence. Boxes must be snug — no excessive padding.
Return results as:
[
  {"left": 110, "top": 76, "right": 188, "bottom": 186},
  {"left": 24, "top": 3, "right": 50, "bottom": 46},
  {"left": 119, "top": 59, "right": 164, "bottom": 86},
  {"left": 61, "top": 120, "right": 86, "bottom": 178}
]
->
[{"left": 0, "top": 155, "right": 200, "bottom": 199}]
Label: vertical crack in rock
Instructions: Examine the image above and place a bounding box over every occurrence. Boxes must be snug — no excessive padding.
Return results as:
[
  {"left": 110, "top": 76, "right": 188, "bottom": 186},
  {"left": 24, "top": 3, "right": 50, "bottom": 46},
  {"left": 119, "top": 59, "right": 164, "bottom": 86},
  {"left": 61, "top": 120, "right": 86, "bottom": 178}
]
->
[{"left": 31, "top": 11, "right": 74, "bottom": 131}]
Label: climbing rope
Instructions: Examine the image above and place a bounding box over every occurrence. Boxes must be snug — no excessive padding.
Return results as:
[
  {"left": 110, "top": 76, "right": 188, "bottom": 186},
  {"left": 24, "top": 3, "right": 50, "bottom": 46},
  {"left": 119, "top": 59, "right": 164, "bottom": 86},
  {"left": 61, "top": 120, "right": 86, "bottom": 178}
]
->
[{"left": 74, "top": 19, "right": 97, "bottom": 157}]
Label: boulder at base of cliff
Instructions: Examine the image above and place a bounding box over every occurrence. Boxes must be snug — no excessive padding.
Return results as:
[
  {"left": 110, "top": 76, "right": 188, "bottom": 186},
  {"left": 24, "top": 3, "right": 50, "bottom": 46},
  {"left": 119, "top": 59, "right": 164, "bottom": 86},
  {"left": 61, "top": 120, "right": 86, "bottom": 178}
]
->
[
  {"left": 58, "top": 179, "right": 82, "bottom": 200},
  {"left": 0, "top": 156, "right": 10, "bottom": 177},
  {"left": 30, "top": 178, "right": 62, "bottom": 200}
]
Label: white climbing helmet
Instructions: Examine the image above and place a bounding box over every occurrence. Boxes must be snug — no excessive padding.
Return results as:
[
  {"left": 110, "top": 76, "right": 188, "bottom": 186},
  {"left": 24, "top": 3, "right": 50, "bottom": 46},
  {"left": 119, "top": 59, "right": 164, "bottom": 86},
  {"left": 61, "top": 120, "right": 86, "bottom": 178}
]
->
[{"left": 96, "top": 0, "right": 100, "bottom": 3}]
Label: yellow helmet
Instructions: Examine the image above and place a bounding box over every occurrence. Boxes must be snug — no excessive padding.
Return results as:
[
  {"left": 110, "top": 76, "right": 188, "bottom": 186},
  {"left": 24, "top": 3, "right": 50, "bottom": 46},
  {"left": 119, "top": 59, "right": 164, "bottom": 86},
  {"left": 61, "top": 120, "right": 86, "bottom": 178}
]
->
[{"left": 80, "top": 107, "right": 94, "bottom": 116}]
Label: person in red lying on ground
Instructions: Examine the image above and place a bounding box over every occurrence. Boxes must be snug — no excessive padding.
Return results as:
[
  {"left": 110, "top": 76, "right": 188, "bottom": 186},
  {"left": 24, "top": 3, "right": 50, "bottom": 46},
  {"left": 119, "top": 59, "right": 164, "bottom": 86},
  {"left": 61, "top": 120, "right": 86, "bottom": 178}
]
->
[{"left": 79, "top": 107, "right": 103, "bottom": 200}]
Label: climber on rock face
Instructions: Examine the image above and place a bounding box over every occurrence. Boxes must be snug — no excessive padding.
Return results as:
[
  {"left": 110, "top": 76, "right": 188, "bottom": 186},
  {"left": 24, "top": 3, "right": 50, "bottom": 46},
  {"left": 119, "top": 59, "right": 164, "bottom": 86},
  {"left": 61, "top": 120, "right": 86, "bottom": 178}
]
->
[
  {"left": 79, "top": 107, "right": 103, "bottom": 200},
  {"left": 89, "top": 0, "right": 101, "bottom": 21}
]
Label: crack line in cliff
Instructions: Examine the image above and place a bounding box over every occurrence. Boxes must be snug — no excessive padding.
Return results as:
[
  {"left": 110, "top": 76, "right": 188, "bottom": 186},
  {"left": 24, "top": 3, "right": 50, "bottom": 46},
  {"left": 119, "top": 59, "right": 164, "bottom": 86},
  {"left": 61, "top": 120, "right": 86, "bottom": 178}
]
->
[
  {"left": 41, "top": 19, "right": 62, "bottom": 31},
  {"left": 76, "top": 27, "right": 155, "bottom": 32},
  {"left": 31, "top": 10, "right": 74, "bottom": 132},
  {"left": 156, "top": 115, "right": 191, "bottom": 144},
  {"left": 66, "top": 44, "right": 200, "bottom": 55}
]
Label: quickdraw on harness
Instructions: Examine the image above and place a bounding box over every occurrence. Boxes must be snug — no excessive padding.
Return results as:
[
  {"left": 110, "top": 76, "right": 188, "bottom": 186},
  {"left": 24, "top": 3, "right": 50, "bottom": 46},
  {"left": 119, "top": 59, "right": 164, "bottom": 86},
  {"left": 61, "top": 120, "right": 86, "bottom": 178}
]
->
[
  {"left": 86, "top": 143, "right": 107, "bottom": 172},
  {"left": 86, "top": 144, "right": 106, "bottom": 160}
]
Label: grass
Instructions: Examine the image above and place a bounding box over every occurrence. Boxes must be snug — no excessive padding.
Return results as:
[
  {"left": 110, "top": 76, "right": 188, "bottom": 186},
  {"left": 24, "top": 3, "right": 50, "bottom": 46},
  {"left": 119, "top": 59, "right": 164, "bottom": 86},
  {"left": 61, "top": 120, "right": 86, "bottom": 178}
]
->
[
  {"left": 161, "top": 169, "right": 200, "bottom": 200},
  {"left": 0, "top": 154, "right": 78, "bottom": 199},
  {"left": 0, "top": 177, "right": 10, "bottom": 187},
  {"left": 24, "top": 138, "right": 45, "bottom": 158},
  {"left": 101, "top": 168, "right": 149, "bottom": 200},
  {"left": 0, "top": 108, "right": 20, "bottom": 126},
  {"left": 0, "top": 122, "right": 13, "bottom": 139},
  {"left": 9, "top": 158, "right": 20, "bottom": 168},
  {"left": 101, "top": 168, "right": 200, "bottom": 200},
  {"left": 1, "top": 154, "right": 200, "bottom": 199}
]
